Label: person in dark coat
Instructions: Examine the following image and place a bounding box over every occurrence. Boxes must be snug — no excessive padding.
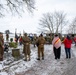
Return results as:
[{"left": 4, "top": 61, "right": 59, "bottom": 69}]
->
[
  {"left": 36, "top": 34, "right": 46, "bottom": 60},
  {"left": 22, "top": 33, "right": 30, "bottom": 61},
  {"left": 19, "top": 35, "right": 22, "bottom": 45},
  {"left": 15, "top": 33, "right": 19, "bottom": 43},
  {"left": 6, "top": 33, "right": 9, "bottom": 42},
  {"left": 0, "top": 32, "right": 4, "bottom": 61}
]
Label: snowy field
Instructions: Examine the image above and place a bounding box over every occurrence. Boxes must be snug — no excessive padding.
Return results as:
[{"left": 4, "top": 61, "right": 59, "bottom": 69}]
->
[
  {"left": 0, "top": 44, "right": 38, "bottom": 75},
  {"left": 0, "top": 44, "right": 76, "bottom": 75}
]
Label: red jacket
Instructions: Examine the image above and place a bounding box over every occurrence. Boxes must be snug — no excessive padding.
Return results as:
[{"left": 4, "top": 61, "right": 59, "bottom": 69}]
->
[
  {"left": 74, "top": 37, "right": 76, "bottom": 42},
  {"left": 63, "top": 38, "right": 72, "bottom": 48},
  {"left": 19, "top": 37, "right": 22, "bottom": 42}
]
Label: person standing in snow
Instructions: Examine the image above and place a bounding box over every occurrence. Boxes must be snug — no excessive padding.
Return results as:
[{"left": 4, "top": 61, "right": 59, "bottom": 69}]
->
[
  {"left": 63, "top": 35, "right": 72, "bottom": 59},
  {"left": 36, "top": 34, "right": 46, "bottom": 60},
  {"left": 22, "top": 33, "right": 30, "bottom": 61},
  {"left": 52, "top": 34, "right": 61, "bottom": 60},
  {"left": 74, "top": 36, "right": 76, "bottom": 46},
  {"left": 0, "top": 32, "right": 4, "bottom": 61},
  {"left": 33, "top": 34, "right": 37, "bottom": 47}
]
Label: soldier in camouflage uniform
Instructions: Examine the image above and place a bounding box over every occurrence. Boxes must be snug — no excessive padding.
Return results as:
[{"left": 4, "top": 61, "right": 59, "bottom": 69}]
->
[
  {"left": 22, "top": 33, "right": 30, "bottom": 61},
  {"left": 0, "top": 32, "right": 4, "bottom": 61},
  {"left": 36, "top": 34, "right": 46, "bottom": 60}
]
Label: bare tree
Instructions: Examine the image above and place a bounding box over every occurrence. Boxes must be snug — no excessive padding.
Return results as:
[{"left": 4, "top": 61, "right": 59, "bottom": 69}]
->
[
  {"left": 0, "top": 0, "right": 35, "bottom": 17},
  {"left": 54, "top": 11, "right": 67, "bottom": 34},
  {"left": 68, "top": 17, "right": 76, "bottom": 34},
  {"left": 39, "top": 11, "right": 67, "bottom": 34},
  {"left": 39, "top": 13, "right": 54, "bottom": 33}
]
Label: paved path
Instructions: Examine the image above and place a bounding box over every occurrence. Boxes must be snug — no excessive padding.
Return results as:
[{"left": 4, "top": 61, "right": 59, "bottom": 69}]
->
[{"left": 15, "top": 44, "right": 76, "bottom": 75}]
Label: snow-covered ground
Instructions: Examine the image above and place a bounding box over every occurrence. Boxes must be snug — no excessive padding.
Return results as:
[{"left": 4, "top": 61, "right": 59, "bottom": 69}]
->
[
  {"left": 0, "top": 44, "right": 76, "bottom": 75},
  {"left": 0, "top": 44, "right": 38, "bottom": 75}
]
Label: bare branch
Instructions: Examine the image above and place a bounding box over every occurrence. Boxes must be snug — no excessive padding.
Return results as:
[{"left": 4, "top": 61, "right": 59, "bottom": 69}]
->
[
  {"left": 0, "top": 0, "right": 35, "bottom": 17},
  {"left": 68, "top": 17, "right": 76, "bottom": 34},
  {"left": 38, "top": 11, "right": 67, "bottom": 34}
]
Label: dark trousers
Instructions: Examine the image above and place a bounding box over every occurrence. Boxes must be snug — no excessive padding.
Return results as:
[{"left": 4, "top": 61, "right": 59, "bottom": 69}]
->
[
  {"left": 75, "top": 42, "right": 76, "bottom": 46},
  {"left": 65, "top": 48, "right": 71, "bottom": 58},
  {"left": 53, "top": 47, "right": 61, "bottom": 59}
]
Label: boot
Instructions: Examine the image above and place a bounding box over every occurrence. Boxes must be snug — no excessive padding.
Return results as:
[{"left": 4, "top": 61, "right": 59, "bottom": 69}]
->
[
  {"left": 28, "top": 55, "right": 30, "bottom": 61},
  {"left": 37, "top": 58, "right": 40, "bottom": 60},
  {"left": 0, "top": 58, "right": 3, "bottom": 61},
  {"left": 42, "top": 57, "right": 44, "bottom": 60}
]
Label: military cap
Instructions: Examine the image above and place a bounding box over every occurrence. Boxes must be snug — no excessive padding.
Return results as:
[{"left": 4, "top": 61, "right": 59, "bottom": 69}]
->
[
  {"left": 24, "top": 33, "right": 27, "bottom": 36},
  {"left": 40, "top": 33, "right": 43, "bottom": 36}
]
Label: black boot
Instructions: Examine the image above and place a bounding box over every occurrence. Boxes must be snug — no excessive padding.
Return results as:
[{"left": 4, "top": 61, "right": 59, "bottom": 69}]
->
[
  {"left": 37, "top": 58, "right": 40, "bottom": 60},
  {"left": 42, "top": 57, "right": 44, "bottom": 60}
]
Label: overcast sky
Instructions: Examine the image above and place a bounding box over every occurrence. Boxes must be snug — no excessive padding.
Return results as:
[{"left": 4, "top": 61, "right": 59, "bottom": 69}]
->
[{"left": 0, "top": 0, "right": 76, "bottom": 34}]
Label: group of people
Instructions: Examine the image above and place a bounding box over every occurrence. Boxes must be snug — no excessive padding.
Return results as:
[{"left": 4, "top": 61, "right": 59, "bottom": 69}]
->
[
  {"left": 21, "top": 33, "right": 73, "bottom": 61},
  {"left": 0, "top": 32, "right": 74, "bottom": 61},
  {"left": 14, "top": 33, "right": 23, "bottom": 46},
  {"left": 22, "top": 33, "right": 46, "bottom": 61},
  {"left": 52, "top": 34, "right": 72, "bottom": 59}
]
